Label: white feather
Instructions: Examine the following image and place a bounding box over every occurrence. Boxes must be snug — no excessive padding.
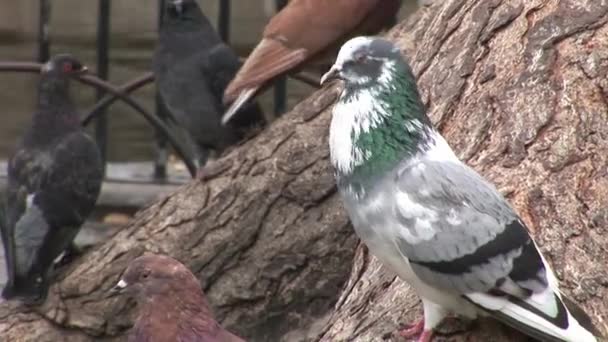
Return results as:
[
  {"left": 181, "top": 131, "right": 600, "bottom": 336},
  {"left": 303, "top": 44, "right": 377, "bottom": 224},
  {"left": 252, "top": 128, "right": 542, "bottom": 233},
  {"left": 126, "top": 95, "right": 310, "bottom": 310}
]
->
[
  {"left": 329, "top": 89, "right": 387, "bottom": 175},
  {"left": 221, "top": 87, "right": 257, "bottom": 125},
  {"left": 25, "top": 194, "right": 35, "bottom": 208},
  {"left": 424, "top": 131, "right": 459, "bottom": 162}
]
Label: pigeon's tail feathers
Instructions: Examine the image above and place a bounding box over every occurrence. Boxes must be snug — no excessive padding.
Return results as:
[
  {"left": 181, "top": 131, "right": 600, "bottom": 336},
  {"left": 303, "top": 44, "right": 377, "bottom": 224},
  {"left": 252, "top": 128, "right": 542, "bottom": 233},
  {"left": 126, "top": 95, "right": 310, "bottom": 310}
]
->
[
  {"left": 467, "top": 285, "right": 598, "bottom": 342},
  {"left": 221, "top": 87, "right": 257, "bottom": 126},
  {"left": 223, "top": 38, "right": 308, "bottom": 105},
  {"left": 561, "top": 295, "right": 603, "bottom": 338},
  {"left": 463, "top": 240, "right": 600, "bottom": 342}
]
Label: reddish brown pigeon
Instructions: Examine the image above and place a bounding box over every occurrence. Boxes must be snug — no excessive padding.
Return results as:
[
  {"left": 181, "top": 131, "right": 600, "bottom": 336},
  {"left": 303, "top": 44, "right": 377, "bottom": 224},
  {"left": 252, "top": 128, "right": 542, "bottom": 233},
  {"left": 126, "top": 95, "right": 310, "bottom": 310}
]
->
[
  {"left": 221, "top": 0, "right": 402, "bottom": 124},
  {"left": 113, "top": 254, "right": 244, "bottom": 342}
]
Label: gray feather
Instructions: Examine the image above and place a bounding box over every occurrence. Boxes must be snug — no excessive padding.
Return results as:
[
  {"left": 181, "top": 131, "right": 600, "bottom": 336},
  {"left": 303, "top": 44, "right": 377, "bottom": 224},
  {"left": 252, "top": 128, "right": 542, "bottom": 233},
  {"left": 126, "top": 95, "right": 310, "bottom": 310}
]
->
[
  {"left": 13, "top": 198, "right": 50, "bottom": 276},
  {"left": 393, "top": 159, "right": 544, "bottom": 294}
]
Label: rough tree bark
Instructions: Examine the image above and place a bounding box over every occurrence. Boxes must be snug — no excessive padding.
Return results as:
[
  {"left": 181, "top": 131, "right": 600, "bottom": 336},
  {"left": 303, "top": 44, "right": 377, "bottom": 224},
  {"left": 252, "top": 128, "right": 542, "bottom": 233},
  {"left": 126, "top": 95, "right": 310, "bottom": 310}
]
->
[
  {"left": 1, "top": 1, "right": 607, "bottom": 342},
  {"left": 318, "top": 0, "right": 608, "bottom": 341}
]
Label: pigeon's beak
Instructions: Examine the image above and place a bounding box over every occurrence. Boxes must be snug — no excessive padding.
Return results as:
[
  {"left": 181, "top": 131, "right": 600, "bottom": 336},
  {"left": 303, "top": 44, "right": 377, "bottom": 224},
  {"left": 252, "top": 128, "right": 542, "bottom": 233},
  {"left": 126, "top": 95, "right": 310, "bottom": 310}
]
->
[
  {"left": 171, "top": 0, "right": 184, "bottom": 15},
  {"left": 109, "top": 279, "right": 128, "bottom": 295},
  {"left": 76, "top": 66, "right": 89, "bottom": 75},
  {"left": 320, "top": 65, "right": 342, "bottom": 86}
]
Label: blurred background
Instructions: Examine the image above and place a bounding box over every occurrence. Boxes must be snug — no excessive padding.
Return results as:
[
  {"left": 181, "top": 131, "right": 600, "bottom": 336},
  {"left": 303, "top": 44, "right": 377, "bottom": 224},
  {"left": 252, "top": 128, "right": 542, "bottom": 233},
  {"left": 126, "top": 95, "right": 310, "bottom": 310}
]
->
[{"left": 0, "top": 0, "right": 419, "bottom": 163}]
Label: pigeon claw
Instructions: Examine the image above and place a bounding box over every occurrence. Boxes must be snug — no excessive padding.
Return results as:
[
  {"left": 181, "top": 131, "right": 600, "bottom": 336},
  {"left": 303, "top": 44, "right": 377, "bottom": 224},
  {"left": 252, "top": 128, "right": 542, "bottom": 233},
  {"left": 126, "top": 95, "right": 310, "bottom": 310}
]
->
[
  {"left": 417, "top": 330, "right": 433, "bottom": 342},
  {"left": 397, "top": 319, "right": 432, "bottom": 341}
]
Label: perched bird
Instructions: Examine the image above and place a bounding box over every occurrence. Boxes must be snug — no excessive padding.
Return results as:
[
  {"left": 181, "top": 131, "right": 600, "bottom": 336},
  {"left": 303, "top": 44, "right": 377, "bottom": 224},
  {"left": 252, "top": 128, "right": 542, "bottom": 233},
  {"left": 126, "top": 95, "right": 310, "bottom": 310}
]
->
[
  {"left": 221, "top": 0, "right": 402, "bottom": 125},
  {"left": 1, "top": 54, "right": 103, "bottom": 303},
  {"left": 112, "top": 254, "right": 245, "bottom": 342},
  {"left": 322, "top": 37, "right": 600, "bottom": 342},
  {"left": 154, "top": 0, "right": 265, "bottom": 169}
]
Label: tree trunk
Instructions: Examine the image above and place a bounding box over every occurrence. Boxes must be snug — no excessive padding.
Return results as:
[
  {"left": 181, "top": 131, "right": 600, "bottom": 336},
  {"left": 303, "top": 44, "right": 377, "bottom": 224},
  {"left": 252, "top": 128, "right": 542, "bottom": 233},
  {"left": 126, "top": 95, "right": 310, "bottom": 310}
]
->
[
  {"left": 318, "top": 0, "right": 608, "bottom": 341},
  {"left": 2, "top": 1, "right": 608, "bottom": 341}
]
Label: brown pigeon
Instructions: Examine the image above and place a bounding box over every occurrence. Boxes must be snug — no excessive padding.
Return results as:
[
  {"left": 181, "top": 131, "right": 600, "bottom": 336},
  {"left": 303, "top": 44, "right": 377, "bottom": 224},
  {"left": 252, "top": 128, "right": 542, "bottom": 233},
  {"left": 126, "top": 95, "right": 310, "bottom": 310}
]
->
[
  {"left": 112, "top": 254, "right": 244, "bottom": 342},
  {"left": 221, "top": 0, "right": 402, "bottom": 124}
]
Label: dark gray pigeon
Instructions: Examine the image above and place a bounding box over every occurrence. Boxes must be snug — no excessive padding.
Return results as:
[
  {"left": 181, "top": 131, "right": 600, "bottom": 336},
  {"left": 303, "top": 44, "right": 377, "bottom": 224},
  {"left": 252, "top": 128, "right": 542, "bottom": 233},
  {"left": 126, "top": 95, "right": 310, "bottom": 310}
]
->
[
  {"left": 154, "top": 0, "right": 265, "bottom": 169},
  {"left": 0, "top": 54, "right": 103, "bottom": 304},
  {"left": 112, "top": 254, "right": 245, "bottom": 342}
]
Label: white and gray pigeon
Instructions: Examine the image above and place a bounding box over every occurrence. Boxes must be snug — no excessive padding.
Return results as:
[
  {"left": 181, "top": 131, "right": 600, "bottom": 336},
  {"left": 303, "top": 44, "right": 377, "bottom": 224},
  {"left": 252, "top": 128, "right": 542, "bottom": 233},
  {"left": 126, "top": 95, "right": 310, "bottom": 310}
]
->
[
  {"left": 154, "top": 0, "right": 265, "bottom": 169},
  {"left": 0, "top": 54, "right": 103, "bottom": 304},
  {"left": 321, "top": 37, "right": 600, "bottom": 342}
]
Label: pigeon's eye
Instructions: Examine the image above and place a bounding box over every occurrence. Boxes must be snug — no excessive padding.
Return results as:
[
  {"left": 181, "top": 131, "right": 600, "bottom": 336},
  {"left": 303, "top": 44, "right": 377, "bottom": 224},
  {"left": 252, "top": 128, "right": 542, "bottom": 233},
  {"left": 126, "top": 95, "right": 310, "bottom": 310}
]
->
[
  {"left": 141, "top": 269, "right": 151, "bottom": 279},
  {"left": 353, "top": 53, "right": 367, "bottom": 63},
  {"left": 62, "top": 62, "right": 73, "bottom": 73}
]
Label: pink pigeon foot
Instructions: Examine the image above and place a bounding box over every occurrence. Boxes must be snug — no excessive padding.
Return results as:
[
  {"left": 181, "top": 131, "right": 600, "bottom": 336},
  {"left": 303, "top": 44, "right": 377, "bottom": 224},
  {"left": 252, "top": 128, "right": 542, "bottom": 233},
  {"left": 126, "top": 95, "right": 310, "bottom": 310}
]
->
[
  {"left": 196, "top": 167, "right": 207, "bottom": 180},
  {"left": 417, "top": 330, "right": 433, "bottom": 342},
  {"left": 398, "top": 319, "right": 424, "bottom": 339}
]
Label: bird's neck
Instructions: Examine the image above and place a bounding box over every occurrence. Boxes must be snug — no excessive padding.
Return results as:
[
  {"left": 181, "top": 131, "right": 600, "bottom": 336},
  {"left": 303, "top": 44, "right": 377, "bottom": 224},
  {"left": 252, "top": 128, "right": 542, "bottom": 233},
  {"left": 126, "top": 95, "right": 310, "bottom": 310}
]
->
[
  {"left": 329, "top": 66, "right": 433, "bottom": 190},
  {"left": 37, "top": 75, "right": 74, "bottom": 111},
  {"left": 158, "top": 27, "right": 211, "bottom": 61},
  {"left": 136, "top": 290, "right": 221, "bottom": 337},
  {"left": 27, "top": 75, "right": 79, "bottom": 146},
  {"left": 145, "top": 287, "right": 215, "bottom": 319}
]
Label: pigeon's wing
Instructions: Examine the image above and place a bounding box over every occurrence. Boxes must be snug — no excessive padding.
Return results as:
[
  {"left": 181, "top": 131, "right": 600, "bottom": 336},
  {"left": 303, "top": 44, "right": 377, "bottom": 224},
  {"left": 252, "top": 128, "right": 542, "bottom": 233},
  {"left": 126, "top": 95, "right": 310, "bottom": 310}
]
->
[
  {"left": 393, "top": 159, "right": 599, "bottom": 341},
  {"left": 5, "top": 148, "right": 50, "bottom": 265},
  {"left": 155, "top": 47, "right": 240, "bottom": 156},
  {"left": 393, "top": 159, "right": 537, "bottom": 295},
  {"left": 1, "top": 182, "right": 27, "bottom": 293},
  {"left": 203, "top": 44, "right": 265, "bottom": 128},
  {"left": 2, "top": 131, "right": 102, "bottom": 299},
  {"left": 2, "top": 147, "right": 54, "bottom": 298},
  {"left": 202, "top": 44, "right": 241, "bottom": 103},
  {"left": 223, "top": 0, "right": 383, "bottom": 103},
  {"left": 40, "top": 131, "right": 103, "bottom": 226}
]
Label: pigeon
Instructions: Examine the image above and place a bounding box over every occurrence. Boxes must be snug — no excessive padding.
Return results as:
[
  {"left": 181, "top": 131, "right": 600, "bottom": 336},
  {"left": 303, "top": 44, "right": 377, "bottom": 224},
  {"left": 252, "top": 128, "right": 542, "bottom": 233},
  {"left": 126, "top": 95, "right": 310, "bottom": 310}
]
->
[
  {"left": 154, "top": 0, "right": 265, "bottom": 169},
  {"left": 221, "top": 0, "right": 402, "bottom": 125},
  {"left": 112, "top": 254, "right": 245, "bottom": 342},
  {"left": 321, "top": 37, "right": 600, "bottom": 342},
  {"left": 1, "top": 54, "right": 103, "bottom": 304}
]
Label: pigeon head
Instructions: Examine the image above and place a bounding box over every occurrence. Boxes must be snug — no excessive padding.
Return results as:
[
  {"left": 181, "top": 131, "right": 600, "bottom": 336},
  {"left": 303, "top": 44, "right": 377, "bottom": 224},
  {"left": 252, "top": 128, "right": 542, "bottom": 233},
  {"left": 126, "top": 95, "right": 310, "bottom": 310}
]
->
[
  {"left": 112, "top": 254, "right": 203, "bottom": 302},
  {"left": 36, "top": 54, "right": 86, "bottom": 116},
  {"left": 41, "top": 54, "right": 88, "bottom": 78},
  {"left": 321, "top": 36, "right": 404, "bottom": 89},
  {"left": 165, "top": 0, "right": 201, "bottom": 21}
]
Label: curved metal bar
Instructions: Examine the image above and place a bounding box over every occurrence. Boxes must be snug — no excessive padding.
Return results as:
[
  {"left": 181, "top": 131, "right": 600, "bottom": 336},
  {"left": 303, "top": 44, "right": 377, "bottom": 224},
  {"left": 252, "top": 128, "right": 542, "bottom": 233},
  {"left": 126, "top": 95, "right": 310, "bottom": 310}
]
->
[
  {"left": 81, "top": 72, "right": 154, "bottom": 126},
  {"left": 0, "top": 61, "right": 197, "bottom": 178},
  {"left": 0, "top": 61, "right": 42, "bottom": 72},
  {"left": 78, "top": 75, "right": 198, "bottom": 178}
]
